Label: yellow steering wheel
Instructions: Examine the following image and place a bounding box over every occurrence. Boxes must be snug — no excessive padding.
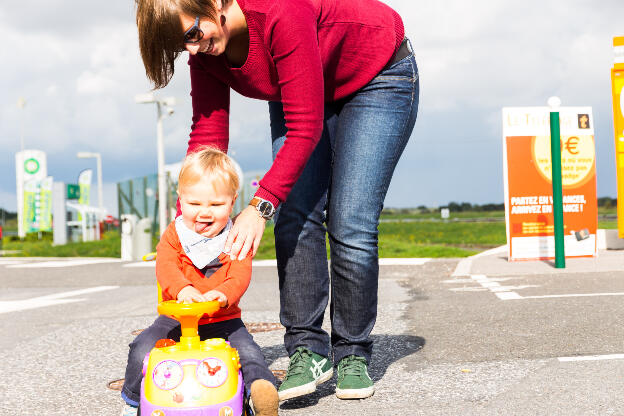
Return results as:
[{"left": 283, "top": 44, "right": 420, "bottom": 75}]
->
[{"left": 157, "top": 300, "right": 221, "bottom": 349}]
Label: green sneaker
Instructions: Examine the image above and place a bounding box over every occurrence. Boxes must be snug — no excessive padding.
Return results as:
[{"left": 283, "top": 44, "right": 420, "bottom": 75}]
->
[
  {"left": 278, "top": 347, "right": 333, "bottom": 401},
  {"left": 335, "top": 355, "right": 375, "bottom": 399}
]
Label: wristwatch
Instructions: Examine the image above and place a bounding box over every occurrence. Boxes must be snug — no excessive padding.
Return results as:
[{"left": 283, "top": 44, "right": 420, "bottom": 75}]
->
[{"left": 249, "top": 197, "right": 276, "bottom": 220}]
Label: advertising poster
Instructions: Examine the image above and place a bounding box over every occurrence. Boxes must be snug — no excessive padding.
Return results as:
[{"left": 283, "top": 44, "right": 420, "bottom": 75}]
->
[
  {"left": 15, "top": 150, "right": 47, "bottom": 237},
  {"left": 23, "top": 179, "right": 40, "bottom": 233},
  {"left": 77, "top": 169, "right": 92, "bottom": 221},
  {"left": 38, "top": 176, "right": 53, "bottom": 232},
  {"left": 502, "top": 107, "right": 597, "bottom": 261}
]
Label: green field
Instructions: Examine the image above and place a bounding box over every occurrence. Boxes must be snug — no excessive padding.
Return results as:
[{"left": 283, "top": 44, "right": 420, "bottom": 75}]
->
[{"left": 1, "top": 209, "right": 619, "bottom": 258}]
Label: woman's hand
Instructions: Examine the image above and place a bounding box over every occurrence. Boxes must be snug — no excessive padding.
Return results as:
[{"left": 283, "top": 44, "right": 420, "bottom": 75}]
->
[{"left": 224, "top": 205, "right": 266, "bottom": 260}]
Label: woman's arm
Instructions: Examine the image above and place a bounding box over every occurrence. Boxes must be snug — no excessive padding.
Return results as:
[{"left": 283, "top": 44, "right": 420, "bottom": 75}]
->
[
  {"left": 187, "top": 56, "right": 231, "bottom": 154},
  {"left": 226, "top": 0, "right": 325, "bottom": 259}
]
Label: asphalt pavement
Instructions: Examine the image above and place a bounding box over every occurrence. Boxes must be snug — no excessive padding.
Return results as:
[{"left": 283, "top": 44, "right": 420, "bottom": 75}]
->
[{"left": 0, "top": 248, "right": 623, "bottom": 415}]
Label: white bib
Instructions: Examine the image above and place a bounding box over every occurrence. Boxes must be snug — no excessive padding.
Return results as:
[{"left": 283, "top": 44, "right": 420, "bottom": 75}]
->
[{"left": 174, "top": 216, "right": 232, "bottom": 269}]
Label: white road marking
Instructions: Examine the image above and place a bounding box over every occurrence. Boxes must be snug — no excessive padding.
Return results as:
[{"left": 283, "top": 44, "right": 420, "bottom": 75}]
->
[
  {"left": 7, "top": 258, "right": 122, "bottom": 268},
  {"left": 449, "top": 287, "right": 488, "bottom": 292},
  {"left": 253, "top": 260, "right": 277, "bottom": 267},
  {"left": 457, "top": 275, "right": 624, "bottom": 301},
  {"left": 124, "top": 259, "right": 281, "bottom": 268},
  {"left": 524, "top": 292, "right": 624, "bottom": 299},
  {"left": 0, "top": 286, "right": 119, "bottom": 314},
  {"left": 452, "top": 245, "right": 507, "bottom": 277},
  {"left": 0, "top": 260, "right": 26, "bottom": 265},
  {"left": 443, "top": 277, "right": 514, "bottom": 284},
  {"left": 378, "top": 258, "right": 431, "bottom": 266},
  {"left": 470, "top": 274, "right": 525, "bottom": 300},
  {"left": 558, "top": 354, "right": 624, "bottom": 362},
  {"left": 124, "top": 257, "right": 432, "bottom": 268},
  {"left": 445, "top": 275, "right": 533, "bottom": 297},
  {"left": 496, "top": 292, "right": 524, "bottom": 300},
  {"left": 489, "top": 285, "right": 539, "bottom": 292},
  {"left": 123, "top": 261, "right": 155, "bottom": 268}
]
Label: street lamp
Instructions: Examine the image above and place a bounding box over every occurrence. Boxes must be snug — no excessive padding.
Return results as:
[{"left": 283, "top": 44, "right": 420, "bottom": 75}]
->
[
  {"left": 135, "top": 92, "right": 176, "bottom": 236},
  {"left": 17, "top": 97, "right": 26, "bottom": 152},
  {"left": 76, "top": 151, "right": 104, "bottom": 217}
]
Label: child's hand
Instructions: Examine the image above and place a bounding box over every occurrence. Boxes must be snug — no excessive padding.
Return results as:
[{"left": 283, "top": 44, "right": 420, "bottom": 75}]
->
[
  {"left": 177, "top": 286, "right": 207, "bottom": 303},
  {"left": 203, "top": 290, "right": 228, "bottom": 308}
]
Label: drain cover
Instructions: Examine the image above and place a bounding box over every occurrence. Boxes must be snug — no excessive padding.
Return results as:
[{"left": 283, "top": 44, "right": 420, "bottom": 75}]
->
[
  {"left": 108, "top": 379, "right": 124, "bottom": 391},
  {"left": 245, "top": 322, "right": 284, "bottom": 333}
]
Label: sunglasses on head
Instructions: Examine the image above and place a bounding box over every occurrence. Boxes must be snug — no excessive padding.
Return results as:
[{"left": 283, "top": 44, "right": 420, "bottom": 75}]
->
[{"left": 183, "top": 16, "right": 204, "bottom": 44}]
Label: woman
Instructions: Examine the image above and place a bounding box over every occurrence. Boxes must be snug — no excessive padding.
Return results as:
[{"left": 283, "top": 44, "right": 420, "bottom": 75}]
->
[{"left": 135, "top": 0, "right": 418, "bottom": 402}]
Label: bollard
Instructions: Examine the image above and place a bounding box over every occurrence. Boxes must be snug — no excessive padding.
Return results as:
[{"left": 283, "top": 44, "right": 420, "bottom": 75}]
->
[{"left": 548, "top": 96, "right": 565, "bottom": 268}]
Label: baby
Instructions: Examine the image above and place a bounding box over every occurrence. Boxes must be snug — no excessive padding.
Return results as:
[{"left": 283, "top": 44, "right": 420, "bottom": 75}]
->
[{"left": 120, "top": 147, "right": 278, "bottom": 416}]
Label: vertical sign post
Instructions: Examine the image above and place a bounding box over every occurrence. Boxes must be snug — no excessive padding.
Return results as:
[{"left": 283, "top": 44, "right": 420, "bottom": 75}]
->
[
  {"left": 611, "top": 36, "right": 624, "bottom": 238},
  {"left": 548, "top": 97, "right": 565, "bottom": 268},
  {"left": 502, "top": 106, "right": 597, "bottom": 261}
]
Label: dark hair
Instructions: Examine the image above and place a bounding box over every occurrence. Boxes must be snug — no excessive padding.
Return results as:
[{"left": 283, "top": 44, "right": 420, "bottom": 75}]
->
[{"left": 135, "top": 0, "right": 225, "bottom": 88}]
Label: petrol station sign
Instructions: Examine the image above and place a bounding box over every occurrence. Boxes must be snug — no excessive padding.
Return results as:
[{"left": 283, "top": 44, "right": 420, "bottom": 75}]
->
[
  {"left": 15, "top": 150, "right": 48, "bottom": 237},
  {"left": 502, "top": 107, "right": 597, "bottom": 261}
]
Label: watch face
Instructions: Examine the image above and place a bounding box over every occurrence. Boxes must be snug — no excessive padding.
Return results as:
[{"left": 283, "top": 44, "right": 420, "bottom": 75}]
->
[{"left": 258, "top": 201, "right": 274, "bottom": 217}]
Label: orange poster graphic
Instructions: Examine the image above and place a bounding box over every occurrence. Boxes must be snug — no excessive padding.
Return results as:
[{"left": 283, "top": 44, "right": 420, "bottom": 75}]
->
[{"left": 503, "top": 107, "right": 597, "bottom": 261}]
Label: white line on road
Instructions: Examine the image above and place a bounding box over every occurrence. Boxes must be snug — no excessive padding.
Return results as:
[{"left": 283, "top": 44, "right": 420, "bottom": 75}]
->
[
  {"left": 124, "top": 259, "right": 279, "bottom": 268},
  {"left": 443, "top": 277, "right": 515, "bottom": 284},
  {"left": 123, "top": 261, "right": 155, "bottom": 268},
  {"left": 0, "top": 286, "right": 119, "bottom": 314},
  {"left": 0, "top": 260, "right": 25, "bottom": 265},
  {"left": 379, "top": 258, "right": 431, "bottom": 265},
  {"left": 470, "top": 274, "right": 525, "bottom": 300},
  {"left": 558, "top": 353, "right": 624, "bottom": 362},
  {"left": 123, "top": 258, "right": 431, "bottom": 268},
  {"left": 452, "top": 245, "right": 507, "bottom": 277},
  {"left": 7, "top": 259, "right": 122, "bottom": 268},
  {"left": 524, "top": 292, "right": 624, "bottom": 299}
]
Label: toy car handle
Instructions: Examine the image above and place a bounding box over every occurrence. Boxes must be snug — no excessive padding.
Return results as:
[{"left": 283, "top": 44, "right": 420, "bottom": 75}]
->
[
  {"left": 158, "top": 300, "right": 220, "bottom": 317},
  {"left": 158, "top": 300, "right": 221, "bottom": 341}
]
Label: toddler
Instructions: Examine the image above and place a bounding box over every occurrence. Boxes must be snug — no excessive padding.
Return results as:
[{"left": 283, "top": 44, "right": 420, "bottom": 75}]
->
[{"left": 120, "top": 147, "right": 278, "bottom": 416}]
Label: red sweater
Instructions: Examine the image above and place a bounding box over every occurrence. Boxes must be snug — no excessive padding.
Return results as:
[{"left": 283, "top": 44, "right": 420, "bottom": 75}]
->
[
  {"left": 156, "top": 222, "right": 252, "bottom": 324},
  {"left": 187, "top": 0, "right": 404, "bottom": 207}
]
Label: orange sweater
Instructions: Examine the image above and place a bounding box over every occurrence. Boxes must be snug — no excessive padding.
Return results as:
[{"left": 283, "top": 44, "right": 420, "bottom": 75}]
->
[{"left": 156, "top": 221, "right": 252, "bottom": 324}]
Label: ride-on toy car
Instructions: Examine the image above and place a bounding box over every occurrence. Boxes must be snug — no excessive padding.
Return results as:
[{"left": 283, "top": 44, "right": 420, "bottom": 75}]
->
[{"left": 140, "top": 300, "right": 248, "bottom": 416}]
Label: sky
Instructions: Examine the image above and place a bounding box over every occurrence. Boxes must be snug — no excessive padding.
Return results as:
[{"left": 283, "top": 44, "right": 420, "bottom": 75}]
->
[{"left": 0, "top": 0, "right": 622, "bottom": 216}]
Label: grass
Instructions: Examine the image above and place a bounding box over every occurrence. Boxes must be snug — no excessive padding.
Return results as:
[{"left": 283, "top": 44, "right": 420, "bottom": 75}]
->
[
  {"left": 3, "top": 231, "right": 121, "bottom": 257},
  {"left": 1, "top": 210, "right": 619, "bottom": 259},
  {"left": 253, "top": 221, "right": 495, "bottom": 259}
]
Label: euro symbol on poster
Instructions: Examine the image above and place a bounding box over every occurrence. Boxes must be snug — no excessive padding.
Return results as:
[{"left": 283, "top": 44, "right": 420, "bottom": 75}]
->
[{"left": 564, "top": 136, "right": 580, "bottom": 155}]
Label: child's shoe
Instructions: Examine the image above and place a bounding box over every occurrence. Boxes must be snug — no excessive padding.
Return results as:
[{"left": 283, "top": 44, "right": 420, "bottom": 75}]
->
[
  {"left": 250, "top": 379, "right": 279, "bottom": 416},
  {"left": 120, "top": 403, "right": 138, "bottom": 416},
  {"left": 335, "top": 355, "right": 374, "bottom": 399}
]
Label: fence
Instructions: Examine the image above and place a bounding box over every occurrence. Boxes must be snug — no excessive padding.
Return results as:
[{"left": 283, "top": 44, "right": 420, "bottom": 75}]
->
[{"left": 117, "top": 170, "right": 266, "bottom": 240}]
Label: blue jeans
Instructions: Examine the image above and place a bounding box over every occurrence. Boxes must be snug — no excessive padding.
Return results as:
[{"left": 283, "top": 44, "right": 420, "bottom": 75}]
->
[
  {"left": 269, "top": 47, "right": 419, "bottom": 365},
  {"left": 121, "top": 316, "right": 275, "bottom": 407}
]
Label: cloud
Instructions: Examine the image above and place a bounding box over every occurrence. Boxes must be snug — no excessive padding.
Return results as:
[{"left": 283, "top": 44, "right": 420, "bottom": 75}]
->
[{"left": 0, "top": 0, "right": 622, "bottom": 214}]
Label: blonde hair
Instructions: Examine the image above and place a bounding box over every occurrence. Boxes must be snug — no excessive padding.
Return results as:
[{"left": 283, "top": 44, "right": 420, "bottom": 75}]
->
[
  {"left": 178, "top": 146, "right": 240, "bottom": 196},
  {"left": 135, "top": 0, "right": 228, "bottom": 89}
]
